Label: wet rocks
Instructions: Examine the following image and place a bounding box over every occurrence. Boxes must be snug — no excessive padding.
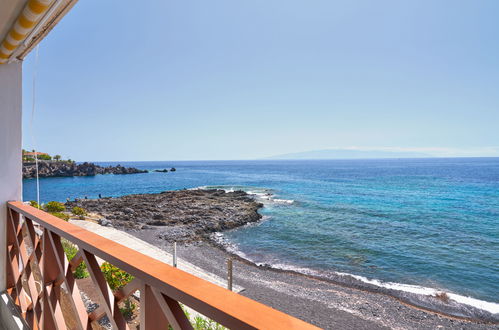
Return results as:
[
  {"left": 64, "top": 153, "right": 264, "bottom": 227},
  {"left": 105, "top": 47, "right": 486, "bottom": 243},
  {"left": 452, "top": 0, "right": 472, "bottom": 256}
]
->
[
  {"left": 23, "top": 161, "right": 148, "bottom": 178},
  {"left": 98, "top": 218, "right": 113, "bottom": 227},
  {"left": 66, "top": 189, "right": 263, "bottom": 242}
]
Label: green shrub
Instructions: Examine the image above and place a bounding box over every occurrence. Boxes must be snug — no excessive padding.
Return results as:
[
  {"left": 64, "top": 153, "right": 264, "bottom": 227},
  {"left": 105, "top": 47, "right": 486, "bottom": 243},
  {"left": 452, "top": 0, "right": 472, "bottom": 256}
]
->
[
  {"left": 72, "top": 206, "right": 87, "bottom": 216},
  {"left": 168, "top": 305, "right": 225, "bottom": 330},
  {"left": 182, "top": 305, "right": 191, "bottom": 321},
  {"left": 101, "top": 262, "right": 136, "bottom": 318},
  {"left": 29, "top": 200, "right": 40, "bottom": 208},
  {"left": 193, "top": 316, "right": 225, "bottom": 330},
  {"left": 45, "top": 201, "right": 65, "bottom": 213},
  {"left": 61, "top": 239, "right": 88, "bottom": 279},
  {"left": 50, "top": 212, "right": 70, "bottom": 221},
  {"left": 38, "top": 154, "right": 52, "bottom": 160},
  {"left": 120, "top": 299, "right": 136, "bottom": 319},
  {"left": 100, "top": 262, "right": 134, "bottom": 291}
]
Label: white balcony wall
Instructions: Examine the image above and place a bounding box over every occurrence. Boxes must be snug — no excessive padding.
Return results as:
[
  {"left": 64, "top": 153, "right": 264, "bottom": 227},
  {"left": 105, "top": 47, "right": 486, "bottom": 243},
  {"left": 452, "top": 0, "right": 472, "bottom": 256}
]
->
[{"left": 0, "top": 61, "right": 22, "bottom": 291}]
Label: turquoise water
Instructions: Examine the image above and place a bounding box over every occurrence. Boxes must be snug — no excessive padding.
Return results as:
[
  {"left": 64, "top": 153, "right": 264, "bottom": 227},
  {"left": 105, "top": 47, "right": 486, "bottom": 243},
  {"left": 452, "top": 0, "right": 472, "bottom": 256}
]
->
[{"left": 23, "top": 158, "right": 499, "bottom": 308}]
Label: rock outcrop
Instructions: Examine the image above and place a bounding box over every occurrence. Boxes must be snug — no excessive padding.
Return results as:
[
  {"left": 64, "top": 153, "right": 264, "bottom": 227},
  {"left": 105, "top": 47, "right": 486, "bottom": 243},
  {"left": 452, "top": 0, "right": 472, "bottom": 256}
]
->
[
  {"left": 66, "top": 189, "right": 263, "bottom": 242},
  {"left": 23, "top": 161, "right": 148, "bottom": 179}
]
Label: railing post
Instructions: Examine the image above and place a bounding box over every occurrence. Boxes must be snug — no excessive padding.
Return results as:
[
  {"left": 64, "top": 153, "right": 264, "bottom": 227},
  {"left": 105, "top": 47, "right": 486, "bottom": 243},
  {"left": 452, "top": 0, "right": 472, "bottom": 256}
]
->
[
  {"left": 41, "top": 229, "right": 64, "bottom": 328},
  {"left": 227, "top": 258, "right": 233, "bottom": 291},
  {"left": 140, "top": 283, "right": 170, "bottom": 329},
  {"left": 173, "top": 242, "right": 177, "bottom": 267}
]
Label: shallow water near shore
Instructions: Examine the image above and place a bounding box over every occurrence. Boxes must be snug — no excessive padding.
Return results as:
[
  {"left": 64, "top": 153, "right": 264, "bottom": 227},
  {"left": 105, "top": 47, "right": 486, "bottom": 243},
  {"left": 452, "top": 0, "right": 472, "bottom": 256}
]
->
[{"left": 23, "top": 158, "right": 499, "bottom": 319}]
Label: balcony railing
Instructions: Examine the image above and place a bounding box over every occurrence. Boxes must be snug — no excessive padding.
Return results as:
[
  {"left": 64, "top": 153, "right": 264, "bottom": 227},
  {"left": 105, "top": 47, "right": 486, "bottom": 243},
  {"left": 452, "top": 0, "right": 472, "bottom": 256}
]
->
[{"left": 6, "top": 201, "right": 318, "bottom": 329}]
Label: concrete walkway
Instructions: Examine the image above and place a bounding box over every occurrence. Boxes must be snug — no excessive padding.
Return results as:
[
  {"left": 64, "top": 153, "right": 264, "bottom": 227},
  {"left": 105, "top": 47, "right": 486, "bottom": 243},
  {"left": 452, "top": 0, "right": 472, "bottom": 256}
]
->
[{"left": 69, "top": 219, "right": 244, "bottom": 293}]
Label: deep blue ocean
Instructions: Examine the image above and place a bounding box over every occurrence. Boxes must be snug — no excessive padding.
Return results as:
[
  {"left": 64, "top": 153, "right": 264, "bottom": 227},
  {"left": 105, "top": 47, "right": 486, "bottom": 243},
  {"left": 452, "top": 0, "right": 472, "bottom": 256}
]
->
[{"left": 23, "top": 158, "right": 499, "bottom": 311}]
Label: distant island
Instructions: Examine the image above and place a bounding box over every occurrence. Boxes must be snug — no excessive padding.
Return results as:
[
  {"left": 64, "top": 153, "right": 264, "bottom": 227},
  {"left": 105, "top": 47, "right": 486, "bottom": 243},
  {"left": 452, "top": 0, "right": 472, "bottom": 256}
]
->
[
  {"left": 266, "top": 148, "right": 432, "bottom": 160},
  {"left": 22, "top": 150, "right": 147, "bottom": 179}
]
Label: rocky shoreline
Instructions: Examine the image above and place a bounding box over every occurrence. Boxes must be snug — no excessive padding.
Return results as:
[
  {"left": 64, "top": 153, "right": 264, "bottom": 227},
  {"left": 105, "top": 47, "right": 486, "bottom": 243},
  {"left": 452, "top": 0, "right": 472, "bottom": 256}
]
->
[
  {"left": 23, "top": 161, "right": 148, "bottom": 179},
  {"left": 66, "top": 189, "right": 263, "bottom": 242},
  {"left": 64, "top": 189, "right": 497, "bottom": 328},
  {"left": 171, "top": 242, "right": 496, "bottom": 330}
]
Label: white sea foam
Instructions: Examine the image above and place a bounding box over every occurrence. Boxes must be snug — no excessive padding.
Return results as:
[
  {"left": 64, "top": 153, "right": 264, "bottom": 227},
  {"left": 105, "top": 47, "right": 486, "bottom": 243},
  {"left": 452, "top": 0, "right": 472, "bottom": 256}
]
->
[
  {"left": 211, "top": 232, "right": 253, "bottom": 261},
  {"left": 193, "top": 185, "right": 295, "bottom": 205},
  {"left": 266, "top": 262, "right": 320, "bottom": 276},
  {"left": 446, "top": 293, "right": 499, "bottom": 315},
  {"left": 202, "top": 185, "right": 499, "bottom": 317},
  {"left": 272, "top": 198, "right": 295, "bottom": 204},
  {"left": 241, "top": 215, "right": 271, "bottom": 227},
  {"left": 189, "top": 186, "right": 207, "bottom": 190},
  {"left": 213, "top": 230, "right": 499, "bottom": 316},
  {"left": 333, "top": 272, "right": 499, "bottom": 315}
]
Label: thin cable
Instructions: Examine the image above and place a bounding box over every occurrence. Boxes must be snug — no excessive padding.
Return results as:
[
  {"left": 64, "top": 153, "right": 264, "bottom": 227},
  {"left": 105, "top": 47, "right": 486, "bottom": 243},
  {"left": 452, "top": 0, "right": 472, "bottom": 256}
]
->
[{"left": 29, "top": 45, "right": 41, "bottom": 208}]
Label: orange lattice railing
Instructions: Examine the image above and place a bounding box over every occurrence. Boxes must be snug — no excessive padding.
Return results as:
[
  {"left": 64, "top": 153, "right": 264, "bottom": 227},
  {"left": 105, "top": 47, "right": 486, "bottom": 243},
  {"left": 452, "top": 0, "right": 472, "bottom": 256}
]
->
[{"left": 6, "top": 201, "right": 317, "bottom": 329}]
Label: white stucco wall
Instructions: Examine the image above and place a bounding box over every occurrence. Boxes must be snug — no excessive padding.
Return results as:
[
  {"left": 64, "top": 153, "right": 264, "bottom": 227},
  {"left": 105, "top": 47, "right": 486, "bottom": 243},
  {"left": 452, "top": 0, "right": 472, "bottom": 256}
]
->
[{"left": 0, "top": 61, "right": 22, "bottom": 291}]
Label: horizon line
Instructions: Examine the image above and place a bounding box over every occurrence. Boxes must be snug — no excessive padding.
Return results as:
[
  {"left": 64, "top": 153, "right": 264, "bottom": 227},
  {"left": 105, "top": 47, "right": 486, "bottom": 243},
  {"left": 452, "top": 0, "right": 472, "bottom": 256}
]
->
[{"left": 75, "top": 156, "right": 499, "bottom": 163}]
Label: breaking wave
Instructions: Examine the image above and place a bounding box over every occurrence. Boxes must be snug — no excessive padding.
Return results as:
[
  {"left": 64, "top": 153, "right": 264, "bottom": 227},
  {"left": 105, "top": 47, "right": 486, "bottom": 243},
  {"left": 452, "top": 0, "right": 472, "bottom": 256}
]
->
[
  {"left": 193, "top": 185, "right": 295, "bottom": 205},
  {"left": 211, "top": 231, "right": 499, "bottom": 322}
]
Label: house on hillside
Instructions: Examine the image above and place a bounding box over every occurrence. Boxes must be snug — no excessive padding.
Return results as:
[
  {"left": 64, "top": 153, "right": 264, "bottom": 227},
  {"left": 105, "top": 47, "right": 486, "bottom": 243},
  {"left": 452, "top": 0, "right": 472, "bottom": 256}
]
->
[{"left": 22, "top": 151, "right": 50, "bottom": 161}]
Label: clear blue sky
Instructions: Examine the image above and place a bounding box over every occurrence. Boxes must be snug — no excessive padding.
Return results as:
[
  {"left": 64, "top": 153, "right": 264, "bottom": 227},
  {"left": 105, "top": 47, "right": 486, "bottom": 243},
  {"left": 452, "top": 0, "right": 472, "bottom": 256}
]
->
[{"left": 22, "top": 0, "right": 499, "bottom": 161}]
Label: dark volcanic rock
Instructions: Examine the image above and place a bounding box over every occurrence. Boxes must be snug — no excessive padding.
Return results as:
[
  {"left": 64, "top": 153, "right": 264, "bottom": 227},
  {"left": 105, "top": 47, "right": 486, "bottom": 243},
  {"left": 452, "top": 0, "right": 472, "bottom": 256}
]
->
[
  {"left": 23, "top": 161, "right": 148, "bottom": 179},
  {"left": 66, "top": 189, "right": 263, "bottom": 242}
]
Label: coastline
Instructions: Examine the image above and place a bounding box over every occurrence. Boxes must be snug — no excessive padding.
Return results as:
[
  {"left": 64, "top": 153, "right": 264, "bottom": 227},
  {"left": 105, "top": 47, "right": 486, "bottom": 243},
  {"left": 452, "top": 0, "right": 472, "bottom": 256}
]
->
[
  {"left": 200, "top": 186, "right": 499, "bottom": 323},
  {"left": 66, "top": 189, "right": 263, "bottom": 241},
  {"left": 188, "top": 243, "right": 498, "bottom": 329},
  {"left": 209, "top": 232, "right": 499, "bottom": 323},
  {"left": 129, "top": 232, "right": 496, "bottom": 329},
  {"left": 209, "top": 239, "right": 499, "bottom": 322},
  {"left": 23, "top": 160, "right": 148, "bottom": 178},
  {"left": 63, "top": 188, "right": 498, "bottom": 328}
]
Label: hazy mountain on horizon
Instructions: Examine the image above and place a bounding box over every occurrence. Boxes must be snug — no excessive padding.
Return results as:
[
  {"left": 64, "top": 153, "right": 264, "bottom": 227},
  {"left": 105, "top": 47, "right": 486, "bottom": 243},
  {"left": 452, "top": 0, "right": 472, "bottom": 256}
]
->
[{"left": 265, "top": 149, "right": 433, "bottom": 160}]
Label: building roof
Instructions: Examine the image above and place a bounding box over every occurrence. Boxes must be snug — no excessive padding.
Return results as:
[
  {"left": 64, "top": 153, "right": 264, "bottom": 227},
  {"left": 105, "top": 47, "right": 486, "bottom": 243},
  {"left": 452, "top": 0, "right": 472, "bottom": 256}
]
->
[{"left": 23, "top": 151, "right": 48, "bottom": 156}]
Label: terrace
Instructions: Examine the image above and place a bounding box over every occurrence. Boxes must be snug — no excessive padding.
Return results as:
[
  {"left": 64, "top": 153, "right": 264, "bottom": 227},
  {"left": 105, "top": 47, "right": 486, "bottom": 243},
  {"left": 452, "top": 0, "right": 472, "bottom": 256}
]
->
[{"left": 0, "top": 1, "right": 317, "bottom": 328}]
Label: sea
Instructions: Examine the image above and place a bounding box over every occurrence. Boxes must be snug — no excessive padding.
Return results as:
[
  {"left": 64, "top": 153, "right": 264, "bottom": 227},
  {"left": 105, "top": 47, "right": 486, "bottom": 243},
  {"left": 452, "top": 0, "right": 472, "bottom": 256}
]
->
[{"left": 23, "top": 158, "right": 499, "bottom": 318}]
